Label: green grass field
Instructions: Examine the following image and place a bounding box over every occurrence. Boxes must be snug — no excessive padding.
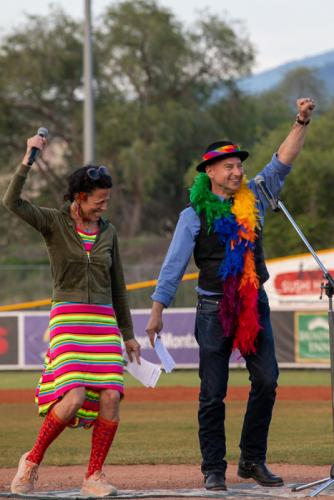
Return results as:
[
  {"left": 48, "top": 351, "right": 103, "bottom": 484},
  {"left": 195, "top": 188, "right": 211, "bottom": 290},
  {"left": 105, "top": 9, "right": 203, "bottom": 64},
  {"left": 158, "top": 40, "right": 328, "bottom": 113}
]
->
[
  {"left": 0, "top": 369, "right": 332, "bottom": 467},
  {"left": 0, "top": 368, "right": 331, "bottom": 389}
]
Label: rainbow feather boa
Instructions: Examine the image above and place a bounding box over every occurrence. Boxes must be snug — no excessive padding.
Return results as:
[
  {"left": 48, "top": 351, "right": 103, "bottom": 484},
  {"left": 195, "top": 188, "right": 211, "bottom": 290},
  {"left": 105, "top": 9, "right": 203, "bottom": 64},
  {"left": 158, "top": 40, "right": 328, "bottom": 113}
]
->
[{"left": 190, "top": 173, "right": 261, "bottom": 355}]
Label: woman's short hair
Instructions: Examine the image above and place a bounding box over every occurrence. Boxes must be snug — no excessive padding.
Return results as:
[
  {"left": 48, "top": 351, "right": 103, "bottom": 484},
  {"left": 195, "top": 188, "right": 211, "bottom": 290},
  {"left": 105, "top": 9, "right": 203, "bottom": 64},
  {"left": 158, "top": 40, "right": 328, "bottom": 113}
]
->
[{"left": 64, "top": 165, "right": 113, "bottom": 202}]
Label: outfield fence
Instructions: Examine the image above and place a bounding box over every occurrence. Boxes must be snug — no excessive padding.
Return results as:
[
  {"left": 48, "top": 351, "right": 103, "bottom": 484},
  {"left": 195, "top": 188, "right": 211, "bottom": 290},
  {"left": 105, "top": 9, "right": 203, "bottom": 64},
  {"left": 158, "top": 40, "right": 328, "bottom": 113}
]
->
[
  {"left": 0, "top": 307, "right": 330, "bottom": 370},
  {"left": 1, "top": 249, "right": 333, "bottom": 370}
]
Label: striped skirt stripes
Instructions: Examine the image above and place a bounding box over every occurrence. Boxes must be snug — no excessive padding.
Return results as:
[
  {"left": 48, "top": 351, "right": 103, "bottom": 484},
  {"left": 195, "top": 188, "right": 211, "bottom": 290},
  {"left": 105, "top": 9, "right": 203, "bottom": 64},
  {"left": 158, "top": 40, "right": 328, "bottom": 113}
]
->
[{"left": 35, "top": 302, "right": 124, "bottom": 428}]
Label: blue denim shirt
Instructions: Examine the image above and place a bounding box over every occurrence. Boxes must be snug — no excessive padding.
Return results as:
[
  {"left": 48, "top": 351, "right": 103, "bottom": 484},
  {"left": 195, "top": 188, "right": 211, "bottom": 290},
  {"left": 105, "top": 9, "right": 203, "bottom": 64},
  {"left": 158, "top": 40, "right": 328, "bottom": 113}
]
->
[{"left": 152, "top": 153, "right": 292, "bottom": 307}]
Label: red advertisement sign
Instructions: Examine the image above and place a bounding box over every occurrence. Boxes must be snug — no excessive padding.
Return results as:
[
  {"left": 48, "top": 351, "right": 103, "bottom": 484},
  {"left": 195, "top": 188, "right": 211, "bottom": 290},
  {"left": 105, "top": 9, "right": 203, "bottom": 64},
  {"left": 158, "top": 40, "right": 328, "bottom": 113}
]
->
[
  {"left": 0, "top": 316, "right": 18, "bottom": 365},
  {"left": 274, "top": 270, "right": 334, "bottom": 296}
]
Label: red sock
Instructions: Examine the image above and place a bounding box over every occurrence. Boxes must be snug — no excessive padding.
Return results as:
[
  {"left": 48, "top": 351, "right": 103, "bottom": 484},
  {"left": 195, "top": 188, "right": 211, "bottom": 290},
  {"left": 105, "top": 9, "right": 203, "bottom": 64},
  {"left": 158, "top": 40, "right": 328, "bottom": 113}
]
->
[
  {"left": 86, "top": 417, "right": 119, "bottom": 477},
  {"left": 27, "top": 408, "right": 67, "bottom": 465}
]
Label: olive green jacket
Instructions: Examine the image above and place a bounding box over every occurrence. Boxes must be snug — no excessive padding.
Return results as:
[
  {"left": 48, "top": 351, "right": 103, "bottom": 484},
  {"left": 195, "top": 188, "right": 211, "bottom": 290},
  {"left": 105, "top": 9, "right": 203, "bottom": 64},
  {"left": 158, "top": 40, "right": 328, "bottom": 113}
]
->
[{"left": 3, "top": 164, "right": 134, "bottom": 341}]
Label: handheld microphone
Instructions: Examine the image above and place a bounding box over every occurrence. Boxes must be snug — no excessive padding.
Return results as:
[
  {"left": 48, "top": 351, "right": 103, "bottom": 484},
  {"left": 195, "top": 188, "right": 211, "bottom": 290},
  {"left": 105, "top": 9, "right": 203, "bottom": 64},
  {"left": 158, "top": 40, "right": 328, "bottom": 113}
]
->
[
  {"left": 254, "top": 175, "right": 280, "bottom": 212},
  {"left": 28, "top": 127, "right": 49, "bottom": 166}
]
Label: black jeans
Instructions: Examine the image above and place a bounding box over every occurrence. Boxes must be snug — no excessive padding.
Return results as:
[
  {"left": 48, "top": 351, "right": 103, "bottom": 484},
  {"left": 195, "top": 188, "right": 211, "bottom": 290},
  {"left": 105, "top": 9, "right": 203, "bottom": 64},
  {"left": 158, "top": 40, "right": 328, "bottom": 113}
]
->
[{"left": 195, "top": 288, "right": 279, "bottom": 475}]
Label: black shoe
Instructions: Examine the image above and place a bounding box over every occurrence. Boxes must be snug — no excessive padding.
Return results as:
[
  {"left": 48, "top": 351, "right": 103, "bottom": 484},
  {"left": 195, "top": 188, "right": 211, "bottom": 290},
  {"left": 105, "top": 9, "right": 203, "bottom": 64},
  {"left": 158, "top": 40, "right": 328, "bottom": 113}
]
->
[
  {"left": 204, "top": 472, "right": 227, "bottom": 491},
  {"left": 238, "top": 461, "right": 284, "bottom": 487}
]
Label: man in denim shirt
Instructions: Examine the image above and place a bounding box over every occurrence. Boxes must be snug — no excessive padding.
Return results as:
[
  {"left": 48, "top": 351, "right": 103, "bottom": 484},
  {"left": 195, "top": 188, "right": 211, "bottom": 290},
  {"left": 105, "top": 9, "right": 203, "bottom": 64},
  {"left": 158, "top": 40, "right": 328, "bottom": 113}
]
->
[{"left": 146, "top": 98, "right": 315, "bottom": 490}]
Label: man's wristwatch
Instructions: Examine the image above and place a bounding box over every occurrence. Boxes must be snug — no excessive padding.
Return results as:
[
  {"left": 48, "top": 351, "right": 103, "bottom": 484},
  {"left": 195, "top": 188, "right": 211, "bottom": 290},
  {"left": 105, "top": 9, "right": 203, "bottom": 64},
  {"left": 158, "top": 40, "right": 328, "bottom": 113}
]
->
[{"left": 296, "top": 114, "right": 310, "bottom": 126}]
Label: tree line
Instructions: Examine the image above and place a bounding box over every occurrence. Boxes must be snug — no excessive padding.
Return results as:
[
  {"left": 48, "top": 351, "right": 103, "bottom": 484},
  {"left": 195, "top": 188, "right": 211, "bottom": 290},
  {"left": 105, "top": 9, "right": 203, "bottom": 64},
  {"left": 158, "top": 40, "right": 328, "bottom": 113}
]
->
[{"left": 0, "top": 0, "right": 333, "bottom": 259}]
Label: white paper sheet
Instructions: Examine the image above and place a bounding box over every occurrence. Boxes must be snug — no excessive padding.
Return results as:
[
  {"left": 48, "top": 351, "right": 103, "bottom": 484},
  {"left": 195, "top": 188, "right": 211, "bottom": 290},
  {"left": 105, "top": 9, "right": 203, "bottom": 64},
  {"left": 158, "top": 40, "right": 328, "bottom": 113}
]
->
[
  {"left": 125, "top": 356, "right": 161, "bottom": 388},
  {"left": 154, "top": 335, "right": 176, "bottom": 373}
]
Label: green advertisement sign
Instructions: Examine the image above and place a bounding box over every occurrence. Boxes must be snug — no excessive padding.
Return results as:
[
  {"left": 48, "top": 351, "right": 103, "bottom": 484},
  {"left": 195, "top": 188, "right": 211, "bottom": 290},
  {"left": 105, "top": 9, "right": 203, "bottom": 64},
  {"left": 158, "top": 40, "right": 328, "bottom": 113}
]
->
[{"left": 295, "top": 312, "right": 329, "bottom": 363}]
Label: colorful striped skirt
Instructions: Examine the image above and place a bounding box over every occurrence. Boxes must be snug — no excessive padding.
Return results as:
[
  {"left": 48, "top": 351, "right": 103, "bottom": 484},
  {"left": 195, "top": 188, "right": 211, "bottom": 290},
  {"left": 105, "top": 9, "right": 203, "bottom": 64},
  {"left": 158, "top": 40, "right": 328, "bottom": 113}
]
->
[{"left": 35, "top": 302, "right": 124, "bottom": 429}]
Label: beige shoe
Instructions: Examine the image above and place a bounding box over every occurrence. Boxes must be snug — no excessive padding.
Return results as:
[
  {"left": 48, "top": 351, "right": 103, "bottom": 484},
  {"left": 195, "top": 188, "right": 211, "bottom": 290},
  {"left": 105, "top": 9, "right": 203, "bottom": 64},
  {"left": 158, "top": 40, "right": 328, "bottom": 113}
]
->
[
  {"left": 81, "top": 470, "right": 117, "bottom": 497},
  {"left": 10, "top": 451, "right": 39, "bottom": 494}
]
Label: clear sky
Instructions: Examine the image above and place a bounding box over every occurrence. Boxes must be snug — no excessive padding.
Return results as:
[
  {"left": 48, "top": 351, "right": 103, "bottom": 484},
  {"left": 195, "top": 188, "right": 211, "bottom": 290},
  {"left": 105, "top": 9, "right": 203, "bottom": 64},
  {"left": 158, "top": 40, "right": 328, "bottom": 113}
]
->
[{"left": 1, "top": 0, "right": 333, "bottom": 73}]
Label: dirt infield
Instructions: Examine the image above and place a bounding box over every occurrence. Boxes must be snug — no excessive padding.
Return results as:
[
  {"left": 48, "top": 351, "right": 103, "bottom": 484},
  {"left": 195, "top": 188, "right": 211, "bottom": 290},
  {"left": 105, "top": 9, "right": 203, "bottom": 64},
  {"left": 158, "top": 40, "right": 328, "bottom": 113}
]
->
[
  {"left": 1, "top": 463, "right": 333, "bottom": 499},
  {"left": 0, "top": 385, "right": 331, "bottom": 403}
]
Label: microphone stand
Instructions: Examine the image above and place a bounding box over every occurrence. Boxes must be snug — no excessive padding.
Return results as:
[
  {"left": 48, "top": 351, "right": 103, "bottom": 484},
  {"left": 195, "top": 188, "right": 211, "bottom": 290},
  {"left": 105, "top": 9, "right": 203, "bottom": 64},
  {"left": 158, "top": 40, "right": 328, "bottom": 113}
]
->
[{"left": 267, "top": 195, "right": 334, "bottom": 497}]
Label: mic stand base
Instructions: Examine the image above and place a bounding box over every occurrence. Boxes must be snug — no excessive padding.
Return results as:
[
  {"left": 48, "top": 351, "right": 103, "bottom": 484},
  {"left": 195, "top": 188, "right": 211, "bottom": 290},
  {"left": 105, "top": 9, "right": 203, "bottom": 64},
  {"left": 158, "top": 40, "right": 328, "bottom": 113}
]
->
[{"left": 291, "top": 464, "right": 334, "bottom": 497}]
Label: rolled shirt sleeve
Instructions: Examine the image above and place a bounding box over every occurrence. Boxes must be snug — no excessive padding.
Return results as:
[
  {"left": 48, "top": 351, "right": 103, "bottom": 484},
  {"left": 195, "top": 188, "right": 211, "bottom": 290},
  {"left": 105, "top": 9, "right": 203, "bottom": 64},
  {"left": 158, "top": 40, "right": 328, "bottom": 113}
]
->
[{"left": 248, "top": 153, "right": 292, "bottom": 223}]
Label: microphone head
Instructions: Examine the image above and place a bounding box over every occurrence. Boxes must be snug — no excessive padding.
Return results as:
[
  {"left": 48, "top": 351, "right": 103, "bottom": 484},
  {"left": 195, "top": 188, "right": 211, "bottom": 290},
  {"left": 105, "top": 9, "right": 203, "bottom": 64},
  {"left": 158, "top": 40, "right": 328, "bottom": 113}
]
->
[{"left": 37, "top": 127, "right": 49, "bottom": 138}]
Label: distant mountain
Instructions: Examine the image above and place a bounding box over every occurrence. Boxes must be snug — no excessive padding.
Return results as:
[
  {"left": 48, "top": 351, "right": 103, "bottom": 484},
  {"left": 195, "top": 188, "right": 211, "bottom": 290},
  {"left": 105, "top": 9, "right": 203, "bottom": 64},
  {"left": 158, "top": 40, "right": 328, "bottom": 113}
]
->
[{"left": 239, "top": 49, "right": 334, "bottom": 96}]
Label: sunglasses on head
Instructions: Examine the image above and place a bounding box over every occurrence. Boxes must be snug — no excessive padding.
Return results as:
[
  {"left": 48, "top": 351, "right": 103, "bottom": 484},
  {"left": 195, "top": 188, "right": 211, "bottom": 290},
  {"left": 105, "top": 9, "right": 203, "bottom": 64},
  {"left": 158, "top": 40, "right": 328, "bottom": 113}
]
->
[{"left": 86, "top": 165, "right": 111, "bottom": 180}]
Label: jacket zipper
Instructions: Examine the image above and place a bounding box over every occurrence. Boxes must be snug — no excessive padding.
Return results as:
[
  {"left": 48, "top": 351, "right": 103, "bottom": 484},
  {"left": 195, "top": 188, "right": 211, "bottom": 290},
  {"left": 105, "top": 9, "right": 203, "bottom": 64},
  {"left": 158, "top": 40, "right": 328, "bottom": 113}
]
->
[
  {"left": 67, "top": 215, "right": 108, "bottom": 303},
  {"left": 87, "top": 251, "right": 91, "bottom": 303},
  {"left": 68, "top": 220, "right": 92, "bottom": 303}
]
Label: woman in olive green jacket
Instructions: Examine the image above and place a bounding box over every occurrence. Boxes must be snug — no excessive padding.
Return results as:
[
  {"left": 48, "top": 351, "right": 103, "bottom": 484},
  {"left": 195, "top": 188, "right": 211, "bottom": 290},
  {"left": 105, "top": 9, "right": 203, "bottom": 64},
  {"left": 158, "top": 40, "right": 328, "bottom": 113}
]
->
[{"left": 4, "top": 134, "right": 141, "bottom": 497}]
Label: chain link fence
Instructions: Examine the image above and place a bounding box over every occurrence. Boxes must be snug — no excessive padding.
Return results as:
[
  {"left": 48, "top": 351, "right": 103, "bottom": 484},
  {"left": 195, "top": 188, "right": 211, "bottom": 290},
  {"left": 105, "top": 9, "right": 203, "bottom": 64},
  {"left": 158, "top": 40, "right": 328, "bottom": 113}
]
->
[{"left": 0, "top": 264, "right": 198, "bottom": 310}]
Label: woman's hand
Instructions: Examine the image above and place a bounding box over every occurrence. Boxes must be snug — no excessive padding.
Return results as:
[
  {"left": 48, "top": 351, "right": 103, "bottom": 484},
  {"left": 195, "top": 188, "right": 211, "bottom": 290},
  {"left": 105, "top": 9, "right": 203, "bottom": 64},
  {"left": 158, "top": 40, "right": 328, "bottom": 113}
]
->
[
  {"left": 22, "top": 134, "right": 47, "bottom": 166},
  {"left": 124, "top": 338, "right": 141, "bottom": 364}
]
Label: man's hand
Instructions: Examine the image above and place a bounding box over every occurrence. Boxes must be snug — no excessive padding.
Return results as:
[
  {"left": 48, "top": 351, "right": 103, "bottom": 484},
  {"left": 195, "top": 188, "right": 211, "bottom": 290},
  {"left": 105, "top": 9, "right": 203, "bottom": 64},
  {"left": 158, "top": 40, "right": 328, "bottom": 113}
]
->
[
  {"left": 296, "top": 97, "right": 315, "bottom": 122},
  {"left": 124, "top": 338, "right": 141, "bottom": 364},
  {"left": 145, "top": 301, "right": 164, "bottom": 347},
  {"left": 22, "top": 134, "right": 47, "bottom": 166},
  {"left": 277, "top": 97, "right": 316, "bottom": 164}
]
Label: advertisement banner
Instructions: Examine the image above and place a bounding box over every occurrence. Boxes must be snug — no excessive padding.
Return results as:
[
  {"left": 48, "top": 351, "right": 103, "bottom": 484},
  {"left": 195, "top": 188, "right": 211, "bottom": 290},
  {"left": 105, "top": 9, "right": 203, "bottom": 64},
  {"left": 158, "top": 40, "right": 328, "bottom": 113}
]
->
[
  {"left": 1, "top": 308, "right": 331, "bottom": 369},
  {"left": 131, "top": 310, "right": 198, "bottom": 365},
  {"left": 0, "top": 316, "right": 19, "bottom": 365},
  {"left": 132, "top": 310, "right": 243, "bottom": 366},
  {"left": 24, "top": 315, "right": 50, "bottom": 367},
  {"left": 294, "top": 312, "right": 329, "bottom": 363},
  {"left": 22, "top": 311, "right": 201, "bottom": 368},
  {"left": 265, "top": 249, "right": 334, "bottom": 310}
]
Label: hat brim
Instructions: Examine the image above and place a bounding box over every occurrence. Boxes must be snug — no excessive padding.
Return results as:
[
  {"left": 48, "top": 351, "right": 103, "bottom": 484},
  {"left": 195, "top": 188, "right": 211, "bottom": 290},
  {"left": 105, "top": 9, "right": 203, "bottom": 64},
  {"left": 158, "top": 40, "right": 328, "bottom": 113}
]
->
[{"left": 196, "top": 150, "right": 249, "bottom": 172}]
